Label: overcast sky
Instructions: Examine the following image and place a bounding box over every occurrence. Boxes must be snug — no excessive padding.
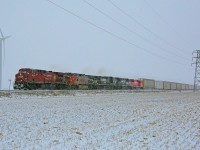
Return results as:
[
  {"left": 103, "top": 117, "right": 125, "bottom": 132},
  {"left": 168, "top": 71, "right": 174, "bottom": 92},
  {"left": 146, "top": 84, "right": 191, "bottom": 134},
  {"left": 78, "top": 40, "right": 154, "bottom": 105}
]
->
[{"left": 0, "top": 0, "right": 200, "bottom": 89}]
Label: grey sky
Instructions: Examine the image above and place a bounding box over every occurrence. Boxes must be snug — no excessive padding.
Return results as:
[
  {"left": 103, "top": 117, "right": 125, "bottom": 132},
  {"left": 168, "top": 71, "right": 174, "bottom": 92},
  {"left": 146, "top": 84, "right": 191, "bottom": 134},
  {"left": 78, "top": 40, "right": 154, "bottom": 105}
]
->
[{"left": 0, "top": 0, "right": 200, "bottom": 89}]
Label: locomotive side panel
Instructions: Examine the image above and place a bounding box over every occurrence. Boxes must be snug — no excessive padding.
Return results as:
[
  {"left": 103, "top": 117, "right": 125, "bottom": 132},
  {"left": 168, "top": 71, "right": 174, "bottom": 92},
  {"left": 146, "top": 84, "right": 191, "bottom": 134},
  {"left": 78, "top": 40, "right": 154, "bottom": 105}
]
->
[
  {"left": 77, "top": 76, "right": 89, "bottom": 90},
  {"left": 130, "top": 80, "right": 143, "bottom": 89}
]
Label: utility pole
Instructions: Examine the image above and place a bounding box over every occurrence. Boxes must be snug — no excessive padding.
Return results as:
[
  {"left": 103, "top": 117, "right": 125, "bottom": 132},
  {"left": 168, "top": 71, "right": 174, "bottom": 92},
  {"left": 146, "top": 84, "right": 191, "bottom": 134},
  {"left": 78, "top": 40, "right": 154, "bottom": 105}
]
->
[
  {"left": 8, "top": 79, "right": 11, "bottom": 91},
  {"left": 192, "top": 50, "right": 200, "bottom": 91}
]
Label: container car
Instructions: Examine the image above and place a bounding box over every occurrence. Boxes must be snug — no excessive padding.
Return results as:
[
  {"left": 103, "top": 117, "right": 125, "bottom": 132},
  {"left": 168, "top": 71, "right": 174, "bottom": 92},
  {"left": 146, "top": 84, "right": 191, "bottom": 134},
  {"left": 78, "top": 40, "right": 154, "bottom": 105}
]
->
[
  {"left": 141, "top": 79, "right": 155, "bottom": 89},
  {"left": 170, "top": 82, "right": 177, "bottom": 90},
  {"left": 163, "top": 81, "right": 171, "bottom": 90},
  {"left": 155, "top": 80, "right": 164, "bottom": 89}
]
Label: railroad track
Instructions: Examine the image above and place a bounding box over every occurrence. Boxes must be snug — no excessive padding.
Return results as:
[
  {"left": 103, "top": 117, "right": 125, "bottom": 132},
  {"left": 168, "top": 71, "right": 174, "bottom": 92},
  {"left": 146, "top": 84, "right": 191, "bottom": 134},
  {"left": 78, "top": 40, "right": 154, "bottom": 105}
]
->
[{"left": 0, "top": 89, "right": 194, "bottom": 97}]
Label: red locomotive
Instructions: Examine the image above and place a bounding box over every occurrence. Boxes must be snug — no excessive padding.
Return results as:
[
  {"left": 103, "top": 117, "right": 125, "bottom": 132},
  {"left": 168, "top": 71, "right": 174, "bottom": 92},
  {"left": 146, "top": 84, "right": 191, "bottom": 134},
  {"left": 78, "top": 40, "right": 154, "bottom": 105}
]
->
[
  {"left": 14, "top": 68, "right": 144, "bottom": 90},
  {"left": 129, "top": 79, "right": 143, "bottom": 89}
]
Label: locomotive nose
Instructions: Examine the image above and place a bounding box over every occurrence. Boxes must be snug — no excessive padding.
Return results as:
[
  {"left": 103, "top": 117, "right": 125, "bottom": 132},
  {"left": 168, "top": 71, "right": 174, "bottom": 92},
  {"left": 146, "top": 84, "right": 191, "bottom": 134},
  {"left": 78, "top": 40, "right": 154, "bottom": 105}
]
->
[{"left": 15, "top": 73, "right": 25, "bottom": 81}]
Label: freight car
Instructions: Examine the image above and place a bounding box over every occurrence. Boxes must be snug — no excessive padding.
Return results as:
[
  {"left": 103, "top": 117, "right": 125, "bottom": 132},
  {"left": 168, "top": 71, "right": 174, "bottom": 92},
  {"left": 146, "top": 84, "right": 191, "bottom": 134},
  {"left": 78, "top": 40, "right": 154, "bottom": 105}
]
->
[
  {"left": 140, "top": 78, "right": 155, "bottom": 89},
  {"left": 155, "top": 80, "right": 163, "bottom": 89},
  {"left": 140, "top": 79, "right": 193, "bottom": 91}
]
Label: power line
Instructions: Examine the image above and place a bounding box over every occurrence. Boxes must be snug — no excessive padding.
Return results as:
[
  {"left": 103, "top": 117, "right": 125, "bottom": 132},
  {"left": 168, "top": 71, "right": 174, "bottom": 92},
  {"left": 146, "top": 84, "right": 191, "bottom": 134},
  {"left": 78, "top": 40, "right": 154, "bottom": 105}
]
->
[
  {"left": 82, "top": 0, "right": 190, "bottom": 62},
  {"left": 106, "top": 0, "right": 189, "bottom": 55},
  {"left": 142, "top": 0, "right": 188, "bottom": 53},
  {"left": 46, "top": 0, "right": 187, "bottom": 66},
  {"left": 143, "top": 0, "right": 179, "bottom": 34}
]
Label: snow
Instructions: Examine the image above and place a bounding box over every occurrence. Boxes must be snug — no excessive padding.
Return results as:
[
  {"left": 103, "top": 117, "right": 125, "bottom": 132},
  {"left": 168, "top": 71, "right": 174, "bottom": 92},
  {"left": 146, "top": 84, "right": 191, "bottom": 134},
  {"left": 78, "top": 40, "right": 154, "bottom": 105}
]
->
[{"left": 0, "top": 91, "right": 200, "bottom": 149}]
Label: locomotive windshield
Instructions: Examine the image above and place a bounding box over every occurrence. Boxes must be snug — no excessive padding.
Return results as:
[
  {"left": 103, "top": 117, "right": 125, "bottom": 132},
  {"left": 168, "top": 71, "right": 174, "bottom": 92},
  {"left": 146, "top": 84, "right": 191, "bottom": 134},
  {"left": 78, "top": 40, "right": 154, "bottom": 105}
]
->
[{"left": 19, "top": 69, "right": 31, "bottom": 73}]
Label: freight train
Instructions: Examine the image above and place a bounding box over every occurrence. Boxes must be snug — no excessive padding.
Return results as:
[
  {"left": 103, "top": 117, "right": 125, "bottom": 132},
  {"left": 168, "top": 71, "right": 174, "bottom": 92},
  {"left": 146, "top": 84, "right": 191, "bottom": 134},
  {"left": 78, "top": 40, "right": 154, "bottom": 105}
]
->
[{"left": 14, "top": 68, "right": 194, "bottom": 90}]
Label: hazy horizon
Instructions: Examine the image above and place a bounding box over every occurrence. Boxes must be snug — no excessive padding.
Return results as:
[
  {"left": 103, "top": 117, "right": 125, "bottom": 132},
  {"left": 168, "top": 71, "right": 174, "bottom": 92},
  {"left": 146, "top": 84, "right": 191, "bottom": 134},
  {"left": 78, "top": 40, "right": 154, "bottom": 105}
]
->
[{"left": 1, "top": 0, "right": 200, "bottom": 89}]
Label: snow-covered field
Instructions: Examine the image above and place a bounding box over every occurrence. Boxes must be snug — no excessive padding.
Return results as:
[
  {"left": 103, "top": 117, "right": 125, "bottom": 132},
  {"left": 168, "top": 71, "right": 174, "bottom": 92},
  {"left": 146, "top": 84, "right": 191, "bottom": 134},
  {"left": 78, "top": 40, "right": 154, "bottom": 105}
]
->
[{"left": 0, "top": 91, "right": 200, "bottom": 149}]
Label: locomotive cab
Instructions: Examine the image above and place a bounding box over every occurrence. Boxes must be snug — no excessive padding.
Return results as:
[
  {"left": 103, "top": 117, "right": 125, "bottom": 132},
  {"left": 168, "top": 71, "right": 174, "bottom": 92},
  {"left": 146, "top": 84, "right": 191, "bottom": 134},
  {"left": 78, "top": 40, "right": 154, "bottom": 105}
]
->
[{"left": 14, "top": 68, "right": 32, "bottom": 89}]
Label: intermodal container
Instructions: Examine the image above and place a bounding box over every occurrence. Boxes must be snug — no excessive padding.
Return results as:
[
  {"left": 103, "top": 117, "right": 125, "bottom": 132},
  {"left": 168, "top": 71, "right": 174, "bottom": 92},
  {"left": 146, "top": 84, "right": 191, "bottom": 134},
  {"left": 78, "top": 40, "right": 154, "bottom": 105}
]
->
[
  {"left": 189, "top": 85, "right": 193, "bottom": 90},
  {"left": 170, "top": 82, "right": 177, "bottom": 90},
  {"left": 181, "top": 84, "right": 186, "bottom": 90},
  {"left": 155, "top": 80, "right": 163, "bottom": 89},
  {"left": 141, "top": 79, "right": 155, "bottom": 89},
  {"left": 163, "top": 81, "right": 171, "bottom": 90},
  {"left": 177, "top": 83, "right": 182, "bottom": 90},
  {"left": 185, "top": 84, "right": 189, "bottom": 90}
]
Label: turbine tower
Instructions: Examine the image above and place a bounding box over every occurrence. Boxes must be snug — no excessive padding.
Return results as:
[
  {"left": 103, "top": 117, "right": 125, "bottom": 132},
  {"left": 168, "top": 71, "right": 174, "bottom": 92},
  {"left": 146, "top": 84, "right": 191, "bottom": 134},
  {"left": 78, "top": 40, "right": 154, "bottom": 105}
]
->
[{"left": 0, "top": 29, "right": 11, "bottom": 90}]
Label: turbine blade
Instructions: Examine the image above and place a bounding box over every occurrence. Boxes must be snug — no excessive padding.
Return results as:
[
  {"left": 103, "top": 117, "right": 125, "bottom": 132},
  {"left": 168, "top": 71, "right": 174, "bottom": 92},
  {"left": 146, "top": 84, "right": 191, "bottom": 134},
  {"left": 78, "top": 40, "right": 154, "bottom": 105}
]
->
[
  {"left": 3, "top": 40, "right": 5, "bottom": 65},
  {"left": 0, "top": 29, "right": 4, "bottom": 38},
  {"left": 3, "top": 35, "right": 11, "bottom": 40}
]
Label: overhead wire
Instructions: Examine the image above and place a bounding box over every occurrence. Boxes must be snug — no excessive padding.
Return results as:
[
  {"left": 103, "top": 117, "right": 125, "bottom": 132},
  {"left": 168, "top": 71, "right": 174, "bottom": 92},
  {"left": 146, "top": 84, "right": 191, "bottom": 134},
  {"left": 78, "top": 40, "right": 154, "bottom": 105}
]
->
[
  {"left": 46, "top": 0, "right": 188, "bottom": 66},
  {"left": 82, "top": 0, "right": 190, "bottom": 62},
  {"left": 143, "top": 0, "right": 179, "bottom": 34},
  {"left": 106, "top": 0, "right": 189, "bottom": 55},
  {"left": 142, "top": 0, "right": 188, "bottom": 53}
]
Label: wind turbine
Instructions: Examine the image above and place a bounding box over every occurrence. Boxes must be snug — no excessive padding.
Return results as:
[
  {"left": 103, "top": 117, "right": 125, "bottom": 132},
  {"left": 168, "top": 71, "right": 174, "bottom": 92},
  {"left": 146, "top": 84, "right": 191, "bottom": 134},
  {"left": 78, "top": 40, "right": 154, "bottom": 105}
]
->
[{"left": 0, "top": 29, "right": 11, "bottom": 90}]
